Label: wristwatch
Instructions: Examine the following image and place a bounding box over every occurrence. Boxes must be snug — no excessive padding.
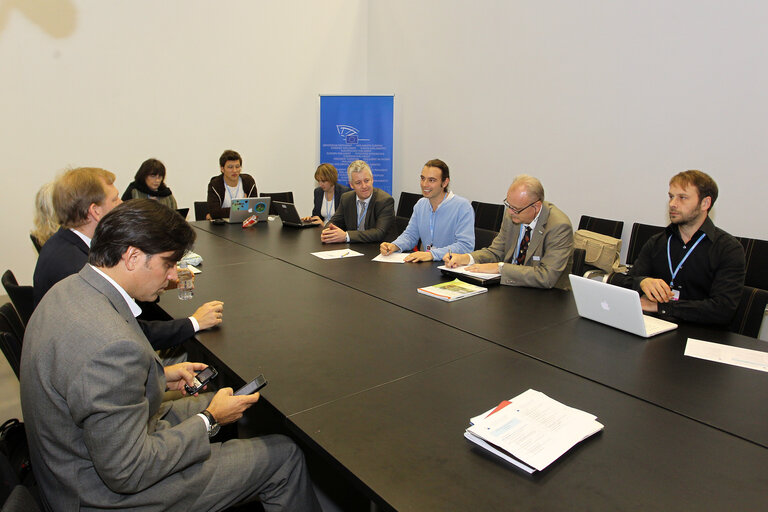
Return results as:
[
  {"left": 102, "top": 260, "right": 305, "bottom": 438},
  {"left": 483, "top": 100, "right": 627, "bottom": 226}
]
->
[{"left": 200, "top": 409, "right": 220, "bottom": 438}]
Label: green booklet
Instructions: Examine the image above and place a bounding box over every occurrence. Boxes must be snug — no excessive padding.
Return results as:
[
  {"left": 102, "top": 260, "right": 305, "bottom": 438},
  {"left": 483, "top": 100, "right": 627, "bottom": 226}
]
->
[{"left": 417, "top": 278, "right": 488, "bottom": 302}]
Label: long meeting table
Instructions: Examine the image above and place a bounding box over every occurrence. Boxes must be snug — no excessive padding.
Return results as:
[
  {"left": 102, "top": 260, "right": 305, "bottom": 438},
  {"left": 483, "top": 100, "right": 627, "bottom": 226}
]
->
[{"left": 159, "top": 220, "right": 768, "bottom": 510}]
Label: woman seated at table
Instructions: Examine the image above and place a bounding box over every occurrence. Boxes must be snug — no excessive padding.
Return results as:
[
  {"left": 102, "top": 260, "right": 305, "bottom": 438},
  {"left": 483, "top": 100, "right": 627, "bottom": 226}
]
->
[
  {"left": 30, "top": 181, "right": 59, "bottom": 251},
  {"left": 302, "top": 163, "right": 350, "bottom": 225},
  {"left": 206, "top": 149, "right": 258, "bottom": 219},
  {"left": 122, "top": 158, "right": 178, "bottom": 210}
]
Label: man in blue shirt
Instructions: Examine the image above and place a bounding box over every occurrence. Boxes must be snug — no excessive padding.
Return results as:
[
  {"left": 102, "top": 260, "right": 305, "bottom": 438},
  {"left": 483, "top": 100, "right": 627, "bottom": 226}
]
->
[{"left": 380, "top": 159, "right": 474, "bottom": 261}]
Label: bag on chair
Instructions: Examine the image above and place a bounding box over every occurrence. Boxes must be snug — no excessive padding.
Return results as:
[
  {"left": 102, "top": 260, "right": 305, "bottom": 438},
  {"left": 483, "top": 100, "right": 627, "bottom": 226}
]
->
[{"left": 573, "top": 229, "right": 626, "bottom": 274}]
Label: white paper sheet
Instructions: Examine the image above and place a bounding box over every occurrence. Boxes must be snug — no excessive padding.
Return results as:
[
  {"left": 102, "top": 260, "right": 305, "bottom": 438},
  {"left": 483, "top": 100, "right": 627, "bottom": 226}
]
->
[
  {"left": 310, "top": 249, "right": 364, "bottom": 260},
  {"left": 437, "top": 264, "right": 499, "bottom": 280},
  {"left": 372, "top": 253, "right": 409, "bottom": 263},
  {"left": 684, "top": 338, "right": 768, "bottom": 373}
]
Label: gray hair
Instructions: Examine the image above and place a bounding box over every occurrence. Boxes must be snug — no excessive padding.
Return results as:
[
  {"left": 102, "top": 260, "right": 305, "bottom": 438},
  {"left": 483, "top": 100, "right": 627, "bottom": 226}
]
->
[
  {"left": 511, "top": 174, "right": 544, "bottom": 201},
  {"left": 347, "top": 160, "right": 372, "bottom": 183}
]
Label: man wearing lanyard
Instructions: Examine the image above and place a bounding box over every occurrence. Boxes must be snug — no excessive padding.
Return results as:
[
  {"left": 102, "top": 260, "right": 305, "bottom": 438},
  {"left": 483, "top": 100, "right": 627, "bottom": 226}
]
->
[
  {"left": 321, "top": 159, "right": 395, "bottom": 243},
  {"left": 612, "top": 170, "right": 745, "bottom": 325},
  {"left": 444, "top": 175, "right": 574, "bottom": 289},
  {"left": 380, "top": 158, "right": 475, "bottom": 261}
]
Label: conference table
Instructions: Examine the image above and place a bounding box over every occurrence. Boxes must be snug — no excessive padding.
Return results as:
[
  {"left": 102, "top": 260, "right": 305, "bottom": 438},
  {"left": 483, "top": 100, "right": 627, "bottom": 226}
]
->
[{"left": 160, "top": 220, "right": 768, "bottom": 511}]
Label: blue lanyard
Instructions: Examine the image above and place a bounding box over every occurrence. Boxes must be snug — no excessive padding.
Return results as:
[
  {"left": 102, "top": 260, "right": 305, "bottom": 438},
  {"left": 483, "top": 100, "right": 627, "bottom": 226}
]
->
[
  {"left": 667, "top": 232, "right": 706, "bottom": 286},
  {"left": 427, "top": 192, "right": 448, "bottom": 249},
  {"left": 324, "top": 197, "right": 334, "bottom": 219}
]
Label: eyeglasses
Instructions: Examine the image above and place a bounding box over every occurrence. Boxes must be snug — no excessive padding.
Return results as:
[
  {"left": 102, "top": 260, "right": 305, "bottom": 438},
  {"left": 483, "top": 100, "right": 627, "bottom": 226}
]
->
[{"left": 503, "top": 199, "right": 538, "bottom": 214}]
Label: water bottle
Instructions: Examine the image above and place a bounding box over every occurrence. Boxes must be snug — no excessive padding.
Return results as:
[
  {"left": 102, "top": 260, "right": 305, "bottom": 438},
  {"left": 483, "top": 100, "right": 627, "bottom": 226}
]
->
[{"left": 177, "top": 261, "right": 194, "bottom": 300}]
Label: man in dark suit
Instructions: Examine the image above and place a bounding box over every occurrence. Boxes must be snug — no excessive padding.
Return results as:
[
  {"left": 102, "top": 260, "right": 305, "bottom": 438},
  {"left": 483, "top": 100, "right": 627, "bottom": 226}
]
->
[
  {"left": 321, "top": 160, "right": 395, "bottom": 243},
  {"left": 444, "top": 175, "right": 574, "bottom": 289},
  {"left": 33, "top": 167, "right": 223, "bottom": 350},
  {"left": 21, "top": 200, "right": 320, "bottom": 511}
]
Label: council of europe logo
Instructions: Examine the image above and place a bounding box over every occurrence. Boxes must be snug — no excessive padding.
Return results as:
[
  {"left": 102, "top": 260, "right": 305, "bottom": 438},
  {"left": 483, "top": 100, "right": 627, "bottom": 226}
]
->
[{"left": 336, "top": 125, "right": 359, "bottom": 144}]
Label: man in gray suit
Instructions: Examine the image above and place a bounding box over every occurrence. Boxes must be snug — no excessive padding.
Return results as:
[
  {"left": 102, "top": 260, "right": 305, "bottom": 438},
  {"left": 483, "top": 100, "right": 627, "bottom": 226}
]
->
[
  {"left": 444, "top": 175, "right": 573, "bottom": 289},
  {"left": 21, "top": 200, "right": 320, "bottom": 511},
  {"left": 321, "top": 159, "right": 395, "bottom": 243}
]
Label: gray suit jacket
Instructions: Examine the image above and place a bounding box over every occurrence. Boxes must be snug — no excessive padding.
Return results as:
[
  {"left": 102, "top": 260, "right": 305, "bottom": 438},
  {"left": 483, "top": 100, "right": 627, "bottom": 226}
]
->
[
  {"left": 470, "top": 201, "right": 574, "bottom": 289},
  {"left": 328, "top": 187, "right": 396, "bottom": 243},
  {"left": 20, "top": 266, "right": 213, "bottom": 511}
]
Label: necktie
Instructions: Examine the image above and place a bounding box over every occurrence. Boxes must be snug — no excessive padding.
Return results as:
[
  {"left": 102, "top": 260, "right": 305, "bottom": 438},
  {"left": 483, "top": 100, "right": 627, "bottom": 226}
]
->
[
  {"left": 516, "top": 226, "right": 531, "bottom": 265},
  {"left": 357, "top": 200, "right": 367, "bottom": 230}
]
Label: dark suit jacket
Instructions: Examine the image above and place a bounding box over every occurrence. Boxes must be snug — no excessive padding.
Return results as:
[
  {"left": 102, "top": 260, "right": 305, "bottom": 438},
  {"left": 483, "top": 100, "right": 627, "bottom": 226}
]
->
[
  {"left": 32, "top": 227, "right": 193, "bottom": 348},
  {"left": 328, "top": 188, "right": 396, "bottom": 243},
  {"left": 21, "top": 265, "right": 213, "bottom": 510},
  {"left": 312, "top": 184, "right": 351, "bottom": 219},
  {"left": 471, "top": 201, "right": 573, "bottom": 289}
]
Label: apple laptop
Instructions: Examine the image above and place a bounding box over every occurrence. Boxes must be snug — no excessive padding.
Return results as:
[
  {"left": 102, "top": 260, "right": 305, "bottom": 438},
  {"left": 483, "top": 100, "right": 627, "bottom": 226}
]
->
[
  {"left": 569, "top": 274, "right": 678, "bottom": 338},
  {"left": 226, "top": 198, "right": 270, "bottom": 224},
  {"left": 273, "top": 201, "right": 319, "bottom": 228}
]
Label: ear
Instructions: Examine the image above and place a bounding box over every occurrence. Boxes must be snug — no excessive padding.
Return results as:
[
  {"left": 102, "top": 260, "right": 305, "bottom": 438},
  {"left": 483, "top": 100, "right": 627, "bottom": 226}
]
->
[
  {"left": 701, "top": 196, "right": 712, "bottom": 212},
  {"left": 122, "top": 246, "right": 143, "bottom": 271},
  {"left": 87, "top": 202, "right": 101, "bottom": 222}
]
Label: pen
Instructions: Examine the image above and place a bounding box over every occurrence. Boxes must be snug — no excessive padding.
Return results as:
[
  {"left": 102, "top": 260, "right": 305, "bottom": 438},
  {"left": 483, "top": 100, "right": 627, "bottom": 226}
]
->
[{"left": 340, "top": 251, "right": 350, "bottom": 258}]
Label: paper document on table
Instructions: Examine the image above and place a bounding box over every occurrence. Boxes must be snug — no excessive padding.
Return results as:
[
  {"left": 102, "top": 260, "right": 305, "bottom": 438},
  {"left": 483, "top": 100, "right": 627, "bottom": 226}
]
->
[
  {"left": 437, "top": 264, "right": 498, "bottom": 280},
  {"left": 465, "top": 389, "right": 603, "bottom": 472},
  {"left": 372, "top": 253, "right": 408, "bottom": 263},
  {"left": 684, "top": 338, "right": 768, "bottom": 373},
  {"left": 311, "top": 249, "right": 364, "bottom": 260}
]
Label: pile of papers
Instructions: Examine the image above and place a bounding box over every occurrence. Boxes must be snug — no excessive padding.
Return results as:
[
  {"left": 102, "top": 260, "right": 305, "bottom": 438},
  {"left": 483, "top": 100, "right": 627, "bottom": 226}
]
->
[{"left": 465, "top": 389, "right": 604, "bottom": 473}]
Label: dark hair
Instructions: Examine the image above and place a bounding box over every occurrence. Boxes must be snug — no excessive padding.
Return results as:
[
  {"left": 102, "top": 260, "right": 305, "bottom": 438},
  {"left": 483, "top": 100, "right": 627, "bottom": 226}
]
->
[
  {"left": 219, "top": 150, "right": 242, "bottom": 168},
  {"left": 314, "top": 163, "right": 338, "bottom": 185},
  {"left": 424, "top": 158, "right": 450, "bottom": 191},
  {"left": 89, "top": 199, "right": 196, "bottom": 267},
  {"left": 670, "top": 170, "right": 719, "bottom": 210},
  {"left": 134, "top": 158, "right": 166, "bottom": 183}
]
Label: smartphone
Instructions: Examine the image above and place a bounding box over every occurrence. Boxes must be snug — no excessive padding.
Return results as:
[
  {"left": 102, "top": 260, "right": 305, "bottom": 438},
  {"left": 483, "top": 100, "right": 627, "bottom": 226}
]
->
[
  {"left": 184, "top": 366, "right": 218, "bottom": 395},
  {"left": 234, "top": 374, "right": 268, "bottom": 396}
]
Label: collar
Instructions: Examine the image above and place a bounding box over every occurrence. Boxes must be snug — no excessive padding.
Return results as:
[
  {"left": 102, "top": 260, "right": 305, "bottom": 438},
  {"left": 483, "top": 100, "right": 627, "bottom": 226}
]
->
[
  {"left": 70, "top": 228, "right": 92, "bottom": 248},
  {"left": 432, "top": 191, "right": 454, "bottom": 211},
  {"left": 89, "top": 265, "right": 142, "bottom": 317},
  {"left": 356, "top": 193, "right": 373, "bottom": 207},
  {"left": 666, "top": 216, "right": 717, "bottom": 243},
  {"left": 525, "top": 203, "right": 543, "bottom": 231}
]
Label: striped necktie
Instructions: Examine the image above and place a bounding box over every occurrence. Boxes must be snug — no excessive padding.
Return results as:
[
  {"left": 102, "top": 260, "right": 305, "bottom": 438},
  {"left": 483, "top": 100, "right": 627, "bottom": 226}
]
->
[
  {"left": 516, "top": 226, "right": 531, "bottom": 265},
  {"left": 357, "top": 200, "right": 367, "bottom": 230}
]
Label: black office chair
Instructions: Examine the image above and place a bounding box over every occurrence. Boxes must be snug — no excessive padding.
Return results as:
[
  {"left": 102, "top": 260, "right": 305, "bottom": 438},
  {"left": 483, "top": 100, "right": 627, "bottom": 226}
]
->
[
  {"left": 396, "top": 192, "right": 421, "bottom": 219},
  {"left": 471, "top": 201, "right": 505, "bottom": 232},
  {"left": 474, "top": 227, "right": 498, "bottom": 251},
  {"left": 729, "top": 286, "right": 768, "bottom": 339},
  {"left": 578, "top": 215, "right": 624, "bottom": 239},
  {"left": 1, "top": 271, "right": 34, "bottom": 327},
  {"left": 0, "top": 303, "right": 25, "bottom": 342},
  {"left": 0, "top": 305, "right": 23, "bottom": 380},
  {"left": 737, "top": 237, "right": 768, "bottom": 290},
  {"left": 175, "top": 208, "right": 190, "bottom": 220},
  {"left": 29, "top": 234, "right": 43, "bottom": 254},
  {"left": 625, "top": 222, "right": 665, "bottom": 266},
  {"left": 260, "top": 192, "right": 294, "bottom": 216},
  {"left": 194, "top": 201, "right": 209, "bottom": 221}
]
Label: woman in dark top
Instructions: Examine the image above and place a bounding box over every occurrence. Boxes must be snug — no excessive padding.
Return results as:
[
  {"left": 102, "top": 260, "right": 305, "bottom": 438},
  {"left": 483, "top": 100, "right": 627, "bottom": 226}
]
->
[
  {"left": 302, "top": 163, "right": 350, "bottom": 225},
  {"left": 206, "top": 149, "right": 258, "bottom": 219},
  {"left": 122, "top": 158, "right": 178, "bottom": 210}
]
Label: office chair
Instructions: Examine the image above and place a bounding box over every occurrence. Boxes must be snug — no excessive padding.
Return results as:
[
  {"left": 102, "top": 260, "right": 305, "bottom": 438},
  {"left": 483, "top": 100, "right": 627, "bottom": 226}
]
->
[
  {"left": 729, "top": 286, "right": 768, "bottom": 339},
  {"left": 29, "top": 234, "right": 43, "bottom": 253},
  {"left": 396, "top": 192, "right": 421, "bottom": 219},
  {"left": 625, "top": 222, "right": 665, "bottom": 265},
  {"left": 474, "top": 227, "right": 498, "bottom": 251},
  {"left": 471, "top": 201, "right": 505, "bottom": 232},
  {"left": 737, "top": 237, "right": 768, "bottom": 290},
  {"left": 578, "top": 215, "right": 624, "bottom": 239},
  {"left": 260, "top": 192, "right": 294, "bottom": 215},
  {"left": 0, "top": 303, "right": 25, "bottom": 342},
  {"left": 194, "top": 201, "right": 210, "bottom": 221},
  {"left": 1, "top": 271, "right": 34, "bottom": 326},
  {"left": 0, "top": 306, "right": 23, "bottom": 379}
]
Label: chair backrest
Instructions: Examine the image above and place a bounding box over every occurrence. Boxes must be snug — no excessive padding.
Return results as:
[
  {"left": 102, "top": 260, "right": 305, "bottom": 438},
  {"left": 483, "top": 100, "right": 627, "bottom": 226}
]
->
[
  {"left": 0, "top": 306, "right": 23, "bottom": 380},
  {"left": 729, "top": 286, "right": 768, "bottom": 338},
  {"left": 396, "top": 192, "right": 421, "bottom": 219},
  {"left": 193, "top": 201, "right": 209, "bottom": 221},
  {"left": 578, "top": 215, "right": 624, "bottom": 239},
  {"left": 260, "top": 192, "right": 294, "bottom": 215},
  {"left": 625, "top": 222, "right": 665, "bottom": 265},
  {"left": 0, "top": 303, "right": 25, "bottom": 342},
  {"left": 474, "top": 227, "right": 498, "bottom": 251},
  {"left": 29, "top": 234, "right": 43, "bottom": 254},
  {"left": 471, "top": 201, "right": 505, "bottom": 231},
  {"left": 1, "top": 271, "right": 34, "bottom": 326},
  {"left": 737, "top": 237, "right": 768, "bottom": 290}
]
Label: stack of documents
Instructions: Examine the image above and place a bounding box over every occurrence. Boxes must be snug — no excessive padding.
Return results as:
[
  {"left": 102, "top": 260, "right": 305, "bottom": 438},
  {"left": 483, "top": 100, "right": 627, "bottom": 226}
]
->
[
  {"left": 465, "top": 389, "right": 604, "bottom": 473},
  {"left": 417, "top": 279, "right": 488, "bottom": 302}
]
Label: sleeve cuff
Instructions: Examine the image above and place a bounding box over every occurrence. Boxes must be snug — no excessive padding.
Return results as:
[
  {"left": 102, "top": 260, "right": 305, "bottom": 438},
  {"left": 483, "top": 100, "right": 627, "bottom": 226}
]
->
[{"left": 189, "top": 317, "right": 200, "bottom": 332}]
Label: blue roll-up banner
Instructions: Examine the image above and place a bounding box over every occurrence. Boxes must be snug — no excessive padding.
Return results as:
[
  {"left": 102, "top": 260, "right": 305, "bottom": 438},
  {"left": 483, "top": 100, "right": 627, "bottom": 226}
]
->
[{"left": 320, "top": 95, "right": 394, "bottom": 195}]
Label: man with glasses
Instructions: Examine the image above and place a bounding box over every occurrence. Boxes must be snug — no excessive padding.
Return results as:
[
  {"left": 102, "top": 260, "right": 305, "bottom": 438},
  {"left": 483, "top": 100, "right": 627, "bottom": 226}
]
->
[{"left": 444, "top": 174, "right": 573, "bottom": 289}]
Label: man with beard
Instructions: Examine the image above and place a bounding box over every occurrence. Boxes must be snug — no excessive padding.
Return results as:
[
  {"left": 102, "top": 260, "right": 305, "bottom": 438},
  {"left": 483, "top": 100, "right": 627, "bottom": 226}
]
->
[{"left": 612, "top": 170, "right": 745, "bottom": 325}]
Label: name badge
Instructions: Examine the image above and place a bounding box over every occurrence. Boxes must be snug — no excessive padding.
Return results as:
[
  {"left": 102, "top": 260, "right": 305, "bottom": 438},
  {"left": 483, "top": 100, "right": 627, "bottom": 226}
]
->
[
  {"left": 532, "top": 256, "right": 541, "bottom": 261},
  {"left": 671, "top": 290, "right": 680, "bottom": 301}
]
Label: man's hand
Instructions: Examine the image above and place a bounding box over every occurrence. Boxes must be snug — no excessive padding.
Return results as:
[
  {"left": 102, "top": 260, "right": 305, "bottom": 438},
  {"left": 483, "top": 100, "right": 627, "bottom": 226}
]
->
[
  {"left": 193, "top": 301, "right": 224, "bottom": 330},
  {"left": 442, "top": 252, "right": 470, "bottom": 268},
  {"left": 320, "top": 223, "right": 347, "bottom": 243},
  {"left": 205, "top": 387, "right": 261, "bottom": 426},
  {"left": 301, "top": 215, "right": 324, "bottom": 225},
  {"left": 639, "top": 278, "right": 674, "bottom": 303},
  {"left": 466, "top": 262, "right": 501, "bottom": 274},
  {"left": 403, "top": 251, "right": 434, "bottom": 262},
  {"left": 165, "top": 362, "right": 208, "bottom": 395},
  {"left": 380, "top": 242, "right": 400, "bottom": 255},
  {"left": 640, "top": 296, "right": 659, "bottom": 313}
]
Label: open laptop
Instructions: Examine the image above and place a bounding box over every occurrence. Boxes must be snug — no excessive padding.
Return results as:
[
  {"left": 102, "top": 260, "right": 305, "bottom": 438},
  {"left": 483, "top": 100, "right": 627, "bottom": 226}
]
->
[
  {"left": 569, "top": 274, "right": 677, "bottom": 338},
  {"left": 226, "top": 197, "right": 270, "bottom": 224},
  {"left": 273, "top": 201, "right": 319, "bottom": 228}
]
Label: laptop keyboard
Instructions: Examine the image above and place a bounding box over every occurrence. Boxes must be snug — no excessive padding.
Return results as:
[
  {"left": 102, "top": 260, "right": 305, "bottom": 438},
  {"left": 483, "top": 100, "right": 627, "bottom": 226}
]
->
[{"left": 643, "top": 314, "right": 676, "bottom": 336}]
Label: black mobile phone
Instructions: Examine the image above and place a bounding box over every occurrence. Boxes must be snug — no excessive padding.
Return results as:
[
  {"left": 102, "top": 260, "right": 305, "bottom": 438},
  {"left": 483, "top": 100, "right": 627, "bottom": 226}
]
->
[
  {"left": 184, "top": 366, "right": 218, "bottom": 395},
  {"left": 234, "top": 374, "right": 268, "bottom": 396}
]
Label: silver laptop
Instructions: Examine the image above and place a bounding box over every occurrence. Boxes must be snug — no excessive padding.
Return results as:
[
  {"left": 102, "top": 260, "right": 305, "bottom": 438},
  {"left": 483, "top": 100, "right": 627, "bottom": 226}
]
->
[
  {"left": 569, "top": 274, "right": 678, "bottom": 338},
  {"left": 273, "top": 201, "right": 318, "bottom": 228},
  {"left": 226, "top": 197, "right": 270, "bottom": 224}
]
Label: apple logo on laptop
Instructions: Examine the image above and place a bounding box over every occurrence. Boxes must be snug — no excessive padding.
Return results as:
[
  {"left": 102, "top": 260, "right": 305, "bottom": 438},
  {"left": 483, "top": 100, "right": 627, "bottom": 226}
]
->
[{"left": 600, "top": 300, "right": 610, "bottom": 311}]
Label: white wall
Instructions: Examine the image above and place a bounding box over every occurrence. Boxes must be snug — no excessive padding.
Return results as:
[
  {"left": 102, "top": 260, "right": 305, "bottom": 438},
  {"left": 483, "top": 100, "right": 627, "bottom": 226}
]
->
[
  {"left": 368, "top": 0, "right": 768, "bottom": 257},
  {"left": 0, "top": 0, "right": 368, "bottom": 282}
]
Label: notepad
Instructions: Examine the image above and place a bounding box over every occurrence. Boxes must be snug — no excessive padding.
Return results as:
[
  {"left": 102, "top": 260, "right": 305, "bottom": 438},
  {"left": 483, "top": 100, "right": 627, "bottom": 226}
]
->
[{"left": 417, "top": 279, "right": 488, "bottom": 302}]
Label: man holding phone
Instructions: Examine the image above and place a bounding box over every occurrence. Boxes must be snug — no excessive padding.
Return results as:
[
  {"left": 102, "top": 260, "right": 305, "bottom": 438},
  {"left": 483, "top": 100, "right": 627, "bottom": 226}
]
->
[{"left": 21, "top": 200, "right": 320, "bottom": 511}]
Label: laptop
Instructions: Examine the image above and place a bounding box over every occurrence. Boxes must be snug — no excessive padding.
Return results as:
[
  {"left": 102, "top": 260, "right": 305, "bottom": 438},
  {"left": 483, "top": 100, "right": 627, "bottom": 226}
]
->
[
  {"left": 273, "top": 201, "right": 319, "bottom": 228},
  {"left": 226, "top": 197, "right": 270, "bottom": 224},
  {"left": 569, "top": 274, "right": 678, "bottom": 338}
]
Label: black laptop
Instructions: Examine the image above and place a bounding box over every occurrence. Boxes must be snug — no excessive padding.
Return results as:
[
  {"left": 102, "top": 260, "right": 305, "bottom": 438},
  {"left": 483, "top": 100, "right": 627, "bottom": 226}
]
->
[{"left": 273, "top": 201, "right": 318, "bottom": 228}]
